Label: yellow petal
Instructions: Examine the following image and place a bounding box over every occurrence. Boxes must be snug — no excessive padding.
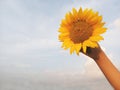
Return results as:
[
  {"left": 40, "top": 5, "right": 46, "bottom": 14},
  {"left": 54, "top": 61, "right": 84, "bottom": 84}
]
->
[
  {"left": 74, "top": 43, "right": 82, "bottom": 55},
  {"left": 62, "top": 42, "right": 70, "bottom": 50},
  {"left": 83, "top": 8, "right": 88, "bottom": 15},
  {"left": 58, "top": 27, "right": 68, "bottom": 33},
  {"left": 86, "top": 9, "right": 94, "bottom": 20},
  {"left": 72, "top": 8, "right": 78, "bottom": 20},
  {"left": 72, "top": 8, "right": 77, "bottom": 15},
  {"left": 87, "top": 11, "right": 98, "bottom": 22},
  {"left": 84, "top": 40, "right": 98, "bottom": 48},
  {"left": 82, "top": 42, "right": 87, "bottom": 53},
  {"left": 83, "top": 40, "right": 98, "bottom": 53},
  {"left": 59, "top": 33, "right": 69, "bottom": 41},
  {"left": 98, "top": 16, "right": 102, "bottom": 22},
  {"left": 93, "top": 22, "right": 105, "bottom": 29},
  {"left": 93, "top": 28, "right": 107, "bottom": 35},
  {"left": 65, "top": 12, "right": 72, "bottom": 24},
  {"left": 81, "top": 8, "right": 88, "bottom": 20},
  {"left": 78, "top": 7, "right": 82, "bottom": 18},
  {"left": 83, "top": 9, "right": 93, "bottom": 20},
  {"left": 89, "top": 36, "right": 104, "bottom": 41},
  {"left": 89, "top": 16, "right": 99, "bottom": 25},
  {"left": 70, "top": 45, "right": 75, "bottom": 54},
  {"left": 59, "top": 33, "right": 69, "bottom": 38},
  {"left": 68, "top": 12, "right": 74, "bottom": 23}
]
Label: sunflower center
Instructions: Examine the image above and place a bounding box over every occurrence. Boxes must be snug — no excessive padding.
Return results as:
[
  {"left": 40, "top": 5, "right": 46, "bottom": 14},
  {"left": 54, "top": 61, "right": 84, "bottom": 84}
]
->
[{"left": 69, "top": 20, "right": 93, "bottom": 44}]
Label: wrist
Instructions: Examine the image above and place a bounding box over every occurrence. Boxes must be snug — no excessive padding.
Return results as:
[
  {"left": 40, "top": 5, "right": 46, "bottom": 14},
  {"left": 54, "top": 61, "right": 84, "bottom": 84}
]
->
[
  {"left": 92, "top": 47, "right": 103, "bottom": 61},
  {"left": 94, "top": 49, "right": 105, "bottom": 61}
]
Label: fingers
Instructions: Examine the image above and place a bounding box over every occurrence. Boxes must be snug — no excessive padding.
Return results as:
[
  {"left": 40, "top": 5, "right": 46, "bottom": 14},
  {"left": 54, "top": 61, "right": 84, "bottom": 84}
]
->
[
  {"left": 80, "top": 43, "right": 102, "bottom": 60},
  {"left": 80, "top": 47, "right": 92, "bottom": 55}
]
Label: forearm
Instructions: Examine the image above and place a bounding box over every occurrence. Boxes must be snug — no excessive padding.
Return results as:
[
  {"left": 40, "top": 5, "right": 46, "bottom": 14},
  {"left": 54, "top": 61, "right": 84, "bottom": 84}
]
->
[{"left": 94, "top": 50, "right": 120, "bottom": 90}]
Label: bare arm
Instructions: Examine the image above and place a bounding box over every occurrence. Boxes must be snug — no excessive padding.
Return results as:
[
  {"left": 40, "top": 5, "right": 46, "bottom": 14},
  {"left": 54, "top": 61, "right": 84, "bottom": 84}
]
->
[{"left": 82, "top": 45, "right": 120, "bottom": 90}]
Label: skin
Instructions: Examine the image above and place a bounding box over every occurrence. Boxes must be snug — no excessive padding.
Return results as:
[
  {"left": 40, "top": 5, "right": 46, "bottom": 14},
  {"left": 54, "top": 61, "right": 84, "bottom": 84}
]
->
[{"left": 82, "top": 44, "right": 120, "bottom": 90}]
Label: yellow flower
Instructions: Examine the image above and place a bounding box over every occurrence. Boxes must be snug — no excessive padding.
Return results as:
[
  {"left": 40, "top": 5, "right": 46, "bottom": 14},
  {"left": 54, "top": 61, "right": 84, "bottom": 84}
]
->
[{"left": 58, "top": 7, "right": 107, "bottom": 55}]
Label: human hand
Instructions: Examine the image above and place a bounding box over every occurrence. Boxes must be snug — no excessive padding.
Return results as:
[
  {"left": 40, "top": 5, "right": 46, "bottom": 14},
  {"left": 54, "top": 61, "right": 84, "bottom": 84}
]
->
[{"left": 80, "top": 43, "right": 102, "bottom": 60}]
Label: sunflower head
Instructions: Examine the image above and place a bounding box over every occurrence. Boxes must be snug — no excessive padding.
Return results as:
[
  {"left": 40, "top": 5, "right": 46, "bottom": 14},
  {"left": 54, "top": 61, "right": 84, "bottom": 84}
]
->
[{"left": 58, "top": 7, "right": 107, "bottom": 55}]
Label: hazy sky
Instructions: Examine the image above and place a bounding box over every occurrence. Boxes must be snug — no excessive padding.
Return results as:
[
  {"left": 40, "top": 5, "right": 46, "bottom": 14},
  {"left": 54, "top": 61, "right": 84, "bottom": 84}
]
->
[{"left": 0, "top": 0, "right": 120, "bottom": 90}]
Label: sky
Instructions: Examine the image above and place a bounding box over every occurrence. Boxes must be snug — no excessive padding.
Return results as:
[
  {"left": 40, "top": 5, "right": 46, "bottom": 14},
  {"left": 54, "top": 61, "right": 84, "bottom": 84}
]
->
[{"left": 0, "top": 0, "right": 120, "bottom": 90}]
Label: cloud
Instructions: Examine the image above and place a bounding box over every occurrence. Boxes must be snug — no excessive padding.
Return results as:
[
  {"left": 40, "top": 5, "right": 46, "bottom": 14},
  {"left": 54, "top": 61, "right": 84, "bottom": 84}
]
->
[
  {"left": 0, "top": 59, "right": 113, "bottom": 90},
  {"left": 31, "top": 58, "right": 112, "bottom": 90},
  {"left": 13, "top": 63, "right": 31, "bottom": 68},
  {"left": 83, "top": 59, "right": 103, "bottom": 78},
  {"left": 112, "top": 18, "right": 120, "bottom": 28},
  {"left": 0, "top": 0, "right": 60, "bottom": 60}
]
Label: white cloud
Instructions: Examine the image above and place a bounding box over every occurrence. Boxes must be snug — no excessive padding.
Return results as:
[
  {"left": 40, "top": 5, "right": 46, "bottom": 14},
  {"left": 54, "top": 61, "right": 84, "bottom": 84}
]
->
[
  {"left": 101, "top": 17, "right": 120, "bottom": 50},
  {"left": 29, "top": 59, "right": 112, "bottom": 90},
  {"left": 83, "top": 59, "right": 103, "bottom": 78},
  {"left": 12, "top": 63, "right": 31, "bottom": 68},
  {"left": 112, "top": 18, "right": 120, "bottom": 28},
  {"left": 15, "top": 38, "right": 59, "bottom": 50},
  {"left": 0, "top": 0, "right": 60, "bottom": 58}
]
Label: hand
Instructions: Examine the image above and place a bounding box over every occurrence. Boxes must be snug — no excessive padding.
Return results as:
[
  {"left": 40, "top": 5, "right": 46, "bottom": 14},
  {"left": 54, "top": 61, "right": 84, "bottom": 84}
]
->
[{"left": 80, "top": 43, "right": 102, "bottom": 60}]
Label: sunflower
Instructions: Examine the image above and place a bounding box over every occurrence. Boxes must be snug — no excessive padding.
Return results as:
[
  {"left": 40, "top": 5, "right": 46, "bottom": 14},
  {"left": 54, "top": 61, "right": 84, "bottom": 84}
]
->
[{"left": 58, "top": 7, "right": 107, "bottom": 55}]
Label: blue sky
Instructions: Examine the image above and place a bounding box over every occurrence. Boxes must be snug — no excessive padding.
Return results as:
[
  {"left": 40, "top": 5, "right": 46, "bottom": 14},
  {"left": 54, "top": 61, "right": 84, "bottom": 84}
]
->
[{"left": 0, "top": 0, "right": 120, "bottom": 90}]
